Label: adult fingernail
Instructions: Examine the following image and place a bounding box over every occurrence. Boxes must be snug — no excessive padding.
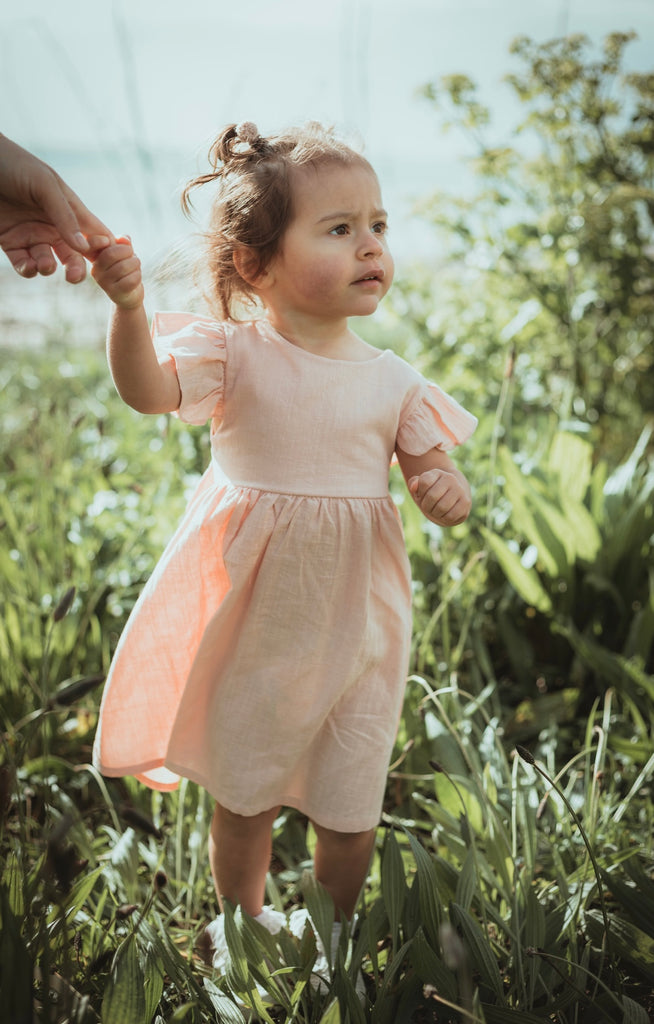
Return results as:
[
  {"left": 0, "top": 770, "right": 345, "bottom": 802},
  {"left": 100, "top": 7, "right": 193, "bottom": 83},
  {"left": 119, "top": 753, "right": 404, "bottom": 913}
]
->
[{"left": 73, "top": 232, "right": 90, "bottom": 250}]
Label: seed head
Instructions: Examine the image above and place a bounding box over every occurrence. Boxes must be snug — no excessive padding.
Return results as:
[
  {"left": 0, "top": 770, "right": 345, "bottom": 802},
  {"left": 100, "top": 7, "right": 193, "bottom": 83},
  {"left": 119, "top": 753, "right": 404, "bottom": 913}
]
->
[
  {"left": 516, "top": 745, "right": 536, "bottom": 766},
  {"left": 53, "top": 586, "right": 76, "bottom": 622}
]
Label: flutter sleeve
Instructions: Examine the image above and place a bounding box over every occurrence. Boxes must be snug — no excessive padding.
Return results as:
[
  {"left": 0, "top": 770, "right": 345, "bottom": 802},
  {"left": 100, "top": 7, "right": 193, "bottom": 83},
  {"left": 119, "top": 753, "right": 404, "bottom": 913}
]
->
[
  {"left": 396, "top": 379, "right": 478, "bottom": 454},
  {"left": 151, "top": 312, "right": 227, "bottom": 425}
]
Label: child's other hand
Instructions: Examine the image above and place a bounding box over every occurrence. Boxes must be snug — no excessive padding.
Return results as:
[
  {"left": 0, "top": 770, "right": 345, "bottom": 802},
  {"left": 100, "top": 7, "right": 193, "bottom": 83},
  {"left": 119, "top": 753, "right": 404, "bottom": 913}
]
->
[
  {"left": 91, "top": 237, "right": 144, "bottom": 310},
  {"left": 408, "top": 468, "right": 471, "bottom": 526}
]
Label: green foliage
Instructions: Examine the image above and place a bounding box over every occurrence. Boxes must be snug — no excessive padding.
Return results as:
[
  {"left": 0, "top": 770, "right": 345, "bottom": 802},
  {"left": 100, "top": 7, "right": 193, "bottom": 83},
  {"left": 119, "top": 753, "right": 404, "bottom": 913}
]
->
[
  {"left": 481, "top": 427, "right": 654, "bottom": 709},
  {"left": 394, "top": 31, "right": 654, "bottom": 458},
  {"left": 2, "top": 339, "right": 653, "bottom": 1021}
]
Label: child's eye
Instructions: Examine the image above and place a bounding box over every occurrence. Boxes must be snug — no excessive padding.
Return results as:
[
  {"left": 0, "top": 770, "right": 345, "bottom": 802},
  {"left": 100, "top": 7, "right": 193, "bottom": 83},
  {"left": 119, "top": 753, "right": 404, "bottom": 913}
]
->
[
  {"left": 372, "top": 221, "right": 387, "bottom": 234},
  {"left": 329, "top": 224, "right": 349, "bottom": 236}
]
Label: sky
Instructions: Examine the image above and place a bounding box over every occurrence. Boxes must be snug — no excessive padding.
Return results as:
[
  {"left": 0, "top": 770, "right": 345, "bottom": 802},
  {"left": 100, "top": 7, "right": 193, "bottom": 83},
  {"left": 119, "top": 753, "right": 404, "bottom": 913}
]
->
[{"left": 1, "top": 0, "right": 653, "bottom": 272}]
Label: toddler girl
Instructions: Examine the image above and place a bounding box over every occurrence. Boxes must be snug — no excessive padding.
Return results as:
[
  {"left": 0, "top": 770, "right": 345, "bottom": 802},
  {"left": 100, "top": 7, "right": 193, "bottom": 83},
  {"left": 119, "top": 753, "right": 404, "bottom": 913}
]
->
[{"left": 91, "top": 121, "right": 476, "bottom": 962}]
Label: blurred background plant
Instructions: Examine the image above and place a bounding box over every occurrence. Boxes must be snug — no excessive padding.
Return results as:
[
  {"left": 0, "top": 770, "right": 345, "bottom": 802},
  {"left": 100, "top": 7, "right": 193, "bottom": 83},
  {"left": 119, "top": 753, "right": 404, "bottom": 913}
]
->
[{"left": 1, "top": 30, "right": 652, "bottom": 1024}]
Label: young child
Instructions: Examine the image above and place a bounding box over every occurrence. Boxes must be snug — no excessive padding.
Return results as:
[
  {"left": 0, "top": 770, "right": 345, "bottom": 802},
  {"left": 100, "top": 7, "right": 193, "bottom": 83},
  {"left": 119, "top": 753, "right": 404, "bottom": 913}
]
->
[{"left": 91, "top": 121, "right": 476, "bottom": 961}]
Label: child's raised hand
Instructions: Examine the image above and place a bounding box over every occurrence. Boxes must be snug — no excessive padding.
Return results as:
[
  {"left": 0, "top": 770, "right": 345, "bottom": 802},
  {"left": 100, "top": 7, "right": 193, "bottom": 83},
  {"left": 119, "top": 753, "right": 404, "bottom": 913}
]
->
[
  {"left": 91, "top": 237, "right": 144, "bottom": 310},
  {"left": 408, "top": 468, "right": 471, "bottom": 526}
]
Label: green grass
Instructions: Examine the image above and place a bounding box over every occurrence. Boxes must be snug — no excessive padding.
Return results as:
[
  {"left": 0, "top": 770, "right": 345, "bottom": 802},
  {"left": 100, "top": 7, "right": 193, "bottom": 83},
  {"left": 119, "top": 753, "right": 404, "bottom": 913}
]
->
[{"left": 1, "top": 341, "right": 653, "bottom": 1023}]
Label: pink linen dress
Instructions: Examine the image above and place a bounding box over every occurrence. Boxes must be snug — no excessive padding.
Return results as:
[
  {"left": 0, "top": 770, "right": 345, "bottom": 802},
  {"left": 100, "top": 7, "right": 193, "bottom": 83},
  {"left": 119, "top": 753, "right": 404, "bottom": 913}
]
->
[{"left": 93, "top": 314, "right": 477, "bottom": 831}]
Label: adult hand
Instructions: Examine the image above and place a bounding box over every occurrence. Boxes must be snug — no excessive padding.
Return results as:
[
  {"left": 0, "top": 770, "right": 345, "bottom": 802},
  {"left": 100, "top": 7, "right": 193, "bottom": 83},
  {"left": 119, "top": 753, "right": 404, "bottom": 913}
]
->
[{"left": 0, "top": 134, "right": 112, "bottom": 284}]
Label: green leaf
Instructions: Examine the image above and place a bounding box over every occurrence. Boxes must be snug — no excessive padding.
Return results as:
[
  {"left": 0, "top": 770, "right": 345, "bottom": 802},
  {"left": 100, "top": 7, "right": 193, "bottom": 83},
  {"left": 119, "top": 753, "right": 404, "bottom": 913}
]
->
[
  {"left": 142, "top": 942, "right": 165, "bottom": 1022},
  {"left": 2, "top": 852, "right": 24, "bottom": 918},
  {"left": 450, "top": 902, "right": 505, "bottom": 1001},
  {"left": 302, "top": 870, "right": 337, "bottom": 963},
  {"left": 600, "top": 868, "right": 654, "bottom": 939},
  {"left": 203, "top": 979, "right": 248, "bottom": 1023},
  {"left": 560, "top": 495, "right": 601, "bottom": 562},
  {"left": 318, "top": 999, "right": 342, "bottom": 1024},
  {"left": 406, "top": 831, "right": 442, "bottom": 944},
  {"left": 585, "top": 909, "right": 654, "bottom": 983},
  {"left": 409, "top": 927, "right": 458, "bottom": 1002},
  {"left": 523, "top": 490, "right": 574, "bottom": 574},
  {"left": 101, "top": 935, "right": 147, "bottom": 1024},
  {"left": 432, "top": 773, "right": 485, "bottom": 832},
  {"left": 481, "top": 528, "right": 553, "bottom": 613},
  {"left": 236, "top": 912, "right": 288, "bottom": 1007},
  {"left": 522, "top": 886, "right": 546, "bottom": 952},
  {"left": 168, "top": 1005, "right": 196, "bottom": 1022},
  {"left": 481, "top": 1006, "right": 554, "bottom": 1024},
  {"left": 549, "top": 431, "right": 593, "bottom": 504},
  {"left": 59, "top": 864, "right": 105, "bottom": 916},
  {"left": 455, "top": 844, "right": 477, "bottom": 912},
  {"left": 498, "top": 448, "right": 565, "bottom": 578},
  {"left": 0, "top": 888, "right": 32, "bottom": 1024},
  {"left": 222, "top": 904, "right": 250, "bottom": 991},
  {"left": 380, "top": 829, "right": 407, "bottom": 948},
  {"left": 621, "top": 994, "right": 651, "bottom": 1024}
]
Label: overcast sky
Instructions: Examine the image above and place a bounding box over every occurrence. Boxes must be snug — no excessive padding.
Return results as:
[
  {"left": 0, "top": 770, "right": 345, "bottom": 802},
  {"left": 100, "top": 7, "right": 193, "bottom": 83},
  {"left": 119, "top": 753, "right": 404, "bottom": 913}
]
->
[{"left": 1, "top": 0, "right": 652, "bottom": 265}]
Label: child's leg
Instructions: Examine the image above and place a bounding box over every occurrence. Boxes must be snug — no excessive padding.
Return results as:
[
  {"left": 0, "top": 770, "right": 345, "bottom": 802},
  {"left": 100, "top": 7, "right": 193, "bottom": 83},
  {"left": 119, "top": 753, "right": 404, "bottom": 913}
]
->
[
  {"left": 312, "top": 822, "right": 376, "bottom": 920},
  {"left": 209, "top": 802, "right": 280, "bottom": 917}
]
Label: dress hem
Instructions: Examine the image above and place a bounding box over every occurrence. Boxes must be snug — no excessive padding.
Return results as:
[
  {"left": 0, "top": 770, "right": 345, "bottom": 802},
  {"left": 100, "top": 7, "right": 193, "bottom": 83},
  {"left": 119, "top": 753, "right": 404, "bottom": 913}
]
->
[
  {"left": 96, "top": 757, "right": 383, "bottom": 833},
  {"left": 165, "top": 759, "right": 384, "bottom": 833}
]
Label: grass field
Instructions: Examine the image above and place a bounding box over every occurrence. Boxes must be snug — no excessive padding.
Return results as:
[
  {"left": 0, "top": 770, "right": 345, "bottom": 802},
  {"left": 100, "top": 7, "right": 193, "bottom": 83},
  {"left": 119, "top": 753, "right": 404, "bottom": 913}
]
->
[{"left": 1, "top": 332, "right": 653, "bottom": 1023}]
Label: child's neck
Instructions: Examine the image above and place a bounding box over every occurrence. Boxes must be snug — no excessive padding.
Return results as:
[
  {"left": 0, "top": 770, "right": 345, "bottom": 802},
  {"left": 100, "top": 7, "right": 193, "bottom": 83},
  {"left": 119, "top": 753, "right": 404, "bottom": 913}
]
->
[{"left": 265, "top": 310, "right": 374, "bottom": 362}]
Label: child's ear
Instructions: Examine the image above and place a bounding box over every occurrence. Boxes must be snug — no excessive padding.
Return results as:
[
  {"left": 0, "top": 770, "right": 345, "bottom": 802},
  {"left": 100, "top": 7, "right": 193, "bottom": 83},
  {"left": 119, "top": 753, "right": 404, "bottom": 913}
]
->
[{"left": 233, "top": 246, "right": 273, "bottom": 287}]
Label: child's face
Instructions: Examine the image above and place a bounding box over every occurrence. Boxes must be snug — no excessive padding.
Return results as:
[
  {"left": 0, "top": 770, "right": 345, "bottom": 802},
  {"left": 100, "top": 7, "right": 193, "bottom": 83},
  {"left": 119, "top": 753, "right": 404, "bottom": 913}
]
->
[{"left": 261, "top": 161, "right": 394, "bottom": 328}]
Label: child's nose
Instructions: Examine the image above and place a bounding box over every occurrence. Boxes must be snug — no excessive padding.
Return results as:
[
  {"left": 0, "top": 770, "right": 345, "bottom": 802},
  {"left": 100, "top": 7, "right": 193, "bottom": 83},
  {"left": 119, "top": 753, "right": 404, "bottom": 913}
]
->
[{"left": 359, "top": 231, "right": 383, "bottom": 258}]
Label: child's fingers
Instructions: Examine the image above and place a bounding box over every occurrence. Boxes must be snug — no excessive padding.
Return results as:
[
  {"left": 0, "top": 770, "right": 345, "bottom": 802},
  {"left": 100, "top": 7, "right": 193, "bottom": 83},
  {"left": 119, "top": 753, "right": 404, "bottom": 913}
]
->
[
  {"left": 90, "top": 241, "right": 143, "bottom": 308},
  {"left": 409, "top": 469, "right": 448, "bottom": 503},
  {"left": 91, "top": 251, "right": 141, "bottom": 285},
  {"left": 92, "top": 238, "right": 135, "bottom": 267},
  {"left": 410, "top": 469, "right": 469, "bottom": 524}
]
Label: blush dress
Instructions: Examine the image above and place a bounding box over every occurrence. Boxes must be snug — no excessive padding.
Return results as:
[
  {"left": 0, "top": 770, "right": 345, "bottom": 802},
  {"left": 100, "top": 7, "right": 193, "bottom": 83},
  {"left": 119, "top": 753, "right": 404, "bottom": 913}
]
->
[{"left": 93, "top": 314, "right": 477, "bottom": 831}]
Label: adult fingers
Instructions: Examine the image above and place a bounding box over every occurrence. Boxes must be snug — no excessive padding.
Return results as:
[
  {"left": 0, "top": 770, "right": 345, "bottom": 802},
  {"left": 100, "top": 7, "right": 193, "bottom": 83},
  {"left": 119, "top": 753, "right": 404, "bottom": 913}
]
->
[
  {"left": 52, "top": 239, "right": 88, "bottom": 284},
  {"left": 31, "top": 167, "right": 112, "bottom": 254},
  {"left": 60, "top": 180, "right": 112, "bottom": 250},
  {"left": 10, "top": 242, "right": 58, "bottom": 277},
  {"left": 6, "top": 246, "right": 38, "bottom": 277}
]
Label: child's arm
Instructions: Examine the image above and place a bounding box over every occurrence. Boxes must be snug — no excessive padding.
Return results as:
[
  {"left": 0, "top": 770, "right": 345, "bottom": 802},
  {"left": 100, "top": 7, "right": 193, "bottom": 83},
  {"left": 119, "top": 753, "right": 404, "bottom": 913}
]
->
[
  {"left": 396, "top": 445, "right": 471, "bottom": 527},
  {"left": 91, "top": 239, "right": 181, "bottom": 414}
]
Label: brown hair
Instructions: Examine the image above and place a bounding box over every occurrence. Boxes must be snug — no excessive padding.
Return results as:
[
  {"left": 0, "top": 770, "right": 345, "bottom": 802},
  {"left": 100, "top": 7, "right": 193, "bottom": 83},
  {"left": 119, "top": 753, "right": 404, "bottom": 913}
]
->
[{"left": 181, "top": 121, "right": 373, "bottom": 320}]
